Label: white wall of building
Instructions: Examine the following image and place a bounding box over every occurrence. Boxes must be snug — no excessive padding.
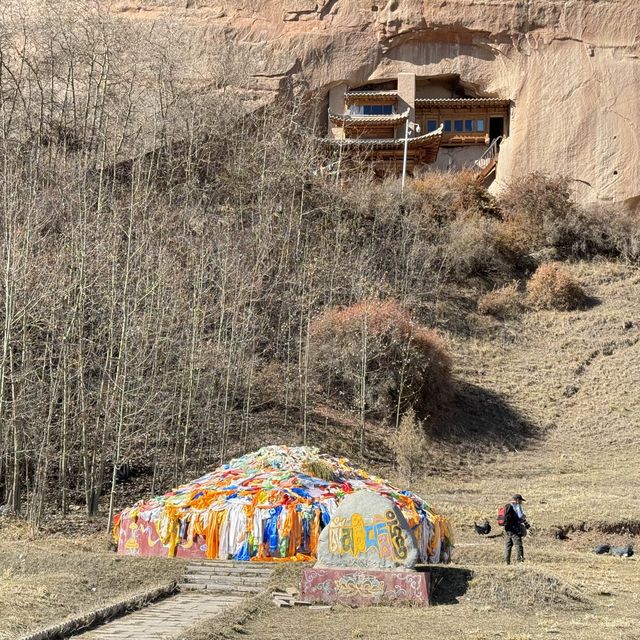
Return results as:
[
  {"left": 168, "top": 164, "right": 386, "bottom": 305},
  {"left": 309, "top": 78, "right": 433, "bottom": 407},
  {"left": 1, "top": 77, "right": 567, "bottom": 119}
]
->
[{"left": 429, "top": 145, "right": 487, "bottom": 172}]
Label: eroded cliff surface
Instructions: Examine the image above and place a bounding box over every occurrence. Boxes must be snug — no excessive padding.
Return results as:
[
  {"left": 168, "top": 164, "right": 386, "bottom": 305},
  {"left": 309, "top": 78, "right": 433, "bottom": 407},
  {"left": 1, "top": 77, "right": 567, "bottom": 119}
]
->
[{"left": 108, "top": 0, "right": 640, "bottom": 210}]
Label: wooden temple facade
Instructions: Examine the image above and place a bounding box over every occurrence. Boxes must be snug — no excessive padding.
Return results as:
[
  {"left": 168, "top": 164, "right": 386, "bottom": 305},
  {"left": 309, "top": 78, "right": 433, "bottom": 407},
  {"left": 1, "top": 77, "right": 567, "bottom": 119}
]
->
[{"left": 326, "top": 73, "right": 510, "bottom": 177}]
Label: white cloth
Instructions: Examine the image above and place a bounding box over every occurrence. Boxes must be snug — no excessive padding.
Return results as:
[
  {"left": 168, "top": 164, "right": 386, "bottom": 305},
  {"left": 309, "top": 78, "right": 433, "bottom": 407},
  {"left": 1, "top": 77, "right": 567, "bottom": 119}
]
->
[{"left": 220, "top": 501, "right": 248, "bottom": 558}]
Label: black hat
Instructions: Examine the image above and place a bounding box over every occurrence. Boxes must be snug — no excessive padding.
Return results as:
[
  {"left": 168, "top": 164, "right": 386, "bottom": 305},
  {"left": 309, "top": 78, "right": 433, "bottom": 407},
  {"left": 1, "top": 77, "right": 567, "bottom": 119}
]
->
[{"left": 512, "top": 494, "right": 525, "bottom": 502}]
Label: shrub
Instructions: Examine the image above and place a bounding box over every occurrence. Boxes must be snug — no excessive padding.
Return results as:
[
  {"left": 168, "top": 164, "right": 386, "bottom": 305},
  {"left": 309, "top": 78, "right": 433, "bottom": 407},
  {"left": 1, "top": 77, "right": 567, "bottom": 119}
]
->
[
  {"left": 477, "top": 282, "right": 522, "bottom": 318},
  {"left": 526, "top": 263, "right": 587, "bottom": 311},
  {"left": 446, "top": 214, "right": 510, "bottom": 279},
  {"left": 390, "top": 408, "right": 427, "bottom": 484},
  {"left": 413, "top": 170, "right": 499, "bottom": 224},
  {"left": 308, "top": 300, "right": 452, "bottom": 420},
  {"left": 573, "top": 206, "right": 640, "bottom": 262},
  {"left": 498, "top": 173, "right": 640, "bottom": 263},
  {"left": 498, "top": 173, "right": 575, "bottom": 255},
  {"left": 501, "top": 173, "right": 575, "bottom": 229}
]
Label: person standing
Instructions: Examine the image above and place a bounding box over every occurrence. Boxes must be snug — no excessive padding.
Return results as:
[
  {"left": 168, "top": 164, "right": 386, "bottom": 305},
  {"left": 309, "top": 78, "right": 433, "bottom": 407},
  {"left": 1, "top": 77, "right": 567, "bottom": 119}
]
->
[{"left": 503, "top": 494, "right": 530, "bottom": 564}]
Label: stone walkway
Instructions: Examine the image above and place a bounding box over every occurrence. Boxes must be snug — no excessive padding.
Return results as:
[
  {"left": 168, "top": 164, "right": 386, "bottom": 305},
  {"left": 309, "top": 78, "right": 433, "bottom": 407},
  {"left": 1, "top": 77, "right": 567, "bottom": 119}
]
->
[
  {"left": 74, "top": 561, "right": 274, "bottom": 639},
  {"left": 76, "top": 592, "right": 244, "bottom": 639},
  {"left": 76, "top": 591, "right": 243, "bottom": 640}
]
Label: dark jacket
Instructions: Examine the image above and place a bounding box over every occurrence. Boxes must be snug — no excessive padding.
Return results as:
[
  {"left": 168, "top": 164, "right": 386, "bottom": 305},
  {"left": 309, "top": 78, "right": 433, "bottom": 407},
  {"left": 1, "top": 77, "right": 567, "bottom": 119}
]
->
[{"left": 504, "top": 503, "right": 527, "bottom": 535}]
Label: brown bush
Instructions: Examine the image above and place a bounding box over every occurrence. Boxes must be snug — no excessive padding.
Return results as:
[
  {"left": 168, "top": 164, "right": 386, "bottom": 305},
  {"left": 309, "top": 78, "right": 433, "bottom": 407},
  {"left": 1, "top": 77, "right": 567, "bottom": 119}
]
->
[
  {"left": 413, "top": 170, "right": 499, "bottom": 224},
  {"left": 498, "top": 173, "right": 581, "bottom": 258},
  {"left": 308, "top": 300, "right": 452, "bottom": 420},
  {"left": 575, "top": 206, "right": 640, "bottom": 262},
  {"left": 526, "top": 263, "right": 587, "bottom": 311},
  {"left": 477, "top": 282, "right": 522, "bottom": 318},
  {"left": 446, "top": 214, "right": 510, "bottom": 278},
  {"left": 498, "top": 174, "right": 640, "bottom": 263},
  {"left": 501, "top": 173, "right": 574, "bottom": 227}
]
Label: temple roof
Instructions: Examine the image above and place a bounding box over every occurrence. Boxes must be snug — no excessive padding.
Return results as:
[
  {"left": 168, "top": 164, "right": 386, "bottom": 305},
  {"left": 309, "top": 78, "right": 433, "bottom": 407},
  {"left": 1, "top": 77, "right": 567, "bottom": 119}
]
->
[
  {"left": 328, "top": 108, "right": 410, "bottom": 126},
  {"left": 325, "top": 126, "right": 443, "bottom": 150},
  {"left": 344, "top": 90, "right": 398, "bottom": 105},
  {"left": 415, "top": 98, "right": 510, "bottom": 109}
]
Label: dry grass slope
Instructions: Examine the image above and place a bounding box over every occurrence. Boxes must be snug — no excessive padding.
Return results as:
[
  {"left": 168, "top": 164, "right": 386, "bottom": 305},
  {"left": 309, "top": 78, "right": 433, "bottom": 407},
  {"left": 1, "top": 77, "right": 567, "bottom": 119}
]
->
[
  {"left": 0, "top": 524, "right": 186, "bottom": 640},
  {"left": 1, "top": 260, "right": 638, "bottom": 640},
  {"left": 175, "top": 260, "right": 640, "bottom": 640}
]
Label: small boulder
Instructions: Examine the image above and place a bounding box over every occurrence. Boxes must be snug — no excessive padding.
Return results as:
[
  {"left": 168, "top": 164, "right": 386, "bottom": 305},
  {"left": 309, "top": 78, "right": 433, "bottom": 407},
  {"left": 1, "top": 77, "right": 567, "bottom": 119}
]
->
[
  {"left": 316, "top": 491, "right": 419, "bottom": 570},
  {"left": 610, "top": 545, "right": 634, "bottom": 557}
]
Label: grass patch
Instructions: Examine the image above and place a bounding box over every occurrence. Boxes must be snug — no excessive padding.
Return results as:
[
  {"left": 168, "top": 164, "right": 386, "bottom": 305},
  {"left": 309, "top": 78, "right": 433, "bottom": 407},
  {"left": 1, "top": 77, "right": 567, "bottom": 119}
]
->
[
  {"left": 0, "top": 529, "right": 186, "bottom": 640},
  {"left": 477, "top": 281, "right": 522, "bottom": 319},
  {"left": 467, "top": 566, "right": 590, "bottom": 609}
]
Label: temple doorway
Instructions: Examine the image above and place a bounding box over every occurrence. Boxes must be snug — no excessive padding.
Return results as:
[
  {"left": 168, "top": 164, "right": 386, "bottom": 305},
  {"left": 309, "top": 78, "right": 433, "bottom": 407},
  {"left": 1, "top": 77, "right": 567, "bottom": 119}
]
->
[{"left": 489, "top": 116, "right": 504, "bottom": 142}]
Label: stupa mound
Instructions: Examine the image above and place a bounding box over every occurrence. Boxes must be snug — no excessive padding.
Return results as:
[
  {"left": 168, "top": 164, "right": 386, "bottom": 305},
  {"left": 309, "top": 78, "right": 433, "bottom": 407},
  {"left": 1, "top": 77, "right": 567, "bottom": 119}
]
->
[{"left": 114, "top": 445, "right": 453, "bottom": 563}]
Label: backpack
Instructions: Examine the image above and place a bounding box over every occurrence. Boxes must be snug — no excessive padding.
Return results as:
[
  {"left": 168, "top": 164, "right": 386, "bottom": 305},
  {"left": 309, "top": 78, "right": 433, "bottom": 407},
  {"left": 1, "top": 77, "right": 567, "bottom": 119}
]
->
[{"left": 497, "top": 503, "right": 509, "bottom": 527}]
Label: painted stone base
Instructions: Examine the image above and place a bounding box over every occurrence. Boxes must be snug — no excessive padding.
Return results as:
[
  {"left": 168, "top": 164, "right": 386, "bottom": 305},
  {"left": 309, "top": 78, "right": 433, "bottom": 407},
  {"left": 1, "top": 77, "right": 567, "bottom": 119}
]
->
[
  {"left": 117, "top": 515, "right": 209, "bottom": 558},
  {"left": 301, "top": 567, "right": 430, "bottom": 606}
]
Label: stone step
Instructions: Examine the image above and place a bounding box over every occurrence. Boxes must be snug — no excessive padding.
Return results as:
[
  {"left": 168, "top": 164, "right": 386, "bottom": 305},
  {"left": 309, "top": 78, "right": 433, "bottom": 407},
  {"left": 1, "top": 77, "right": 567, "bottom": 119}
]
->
[
  {"left": 184, "top": 573, "right": 270, "bottom": 585},
  {"left": 187, "top": 560, "right": 274, "bottom": 568},
  {"left": 183, "top": 575, "right": 267, "bottom": 588},
  {"left": 179, "top": 582, "right": 263, "bottom": 593},
  {"left": 186, "top": 565, "right": 273, "bottom": 577},
  {"left": 187, "top": 562, "right": 273, "bottom": 573}
]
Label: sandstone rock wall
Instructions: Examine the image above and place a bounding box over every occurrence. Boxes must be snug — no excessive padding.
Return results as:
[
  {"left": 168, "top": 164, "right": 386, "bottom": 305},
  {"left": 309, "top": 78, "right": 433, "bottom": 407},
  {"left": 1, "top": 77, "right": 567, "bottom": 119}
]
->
[{"left": 109, "top": 0, "right": 640, "bottom": 211}]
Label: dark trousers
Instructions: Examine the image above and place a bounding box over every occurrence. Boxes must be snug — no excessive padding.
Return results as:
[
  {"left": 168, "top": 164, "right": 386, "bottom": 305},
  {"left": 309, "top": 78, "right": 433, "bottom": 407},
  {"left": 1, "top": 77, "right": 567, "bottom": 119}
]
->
[{"left": 504, "top": 530, "right": 524, "bottom": 564}]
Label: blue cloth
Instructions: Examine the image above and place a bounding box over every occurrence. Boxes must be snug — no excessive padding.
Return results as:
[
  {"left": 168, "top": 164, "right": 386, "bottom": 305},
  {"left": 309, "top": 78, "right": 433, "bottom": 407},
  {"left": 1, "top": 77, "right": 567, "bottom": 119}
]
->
[
  {"left": 300, "top": 515, "right": 311, "bottom": 553},
  {"left": 234, "top": 540, "right": 251, "bottom": 561},
  {"left": 318, "top": 504, "right": 331, "bottom": 526},
  {"left": 263, "top": 506, "right": 282, "bottom": 554}
]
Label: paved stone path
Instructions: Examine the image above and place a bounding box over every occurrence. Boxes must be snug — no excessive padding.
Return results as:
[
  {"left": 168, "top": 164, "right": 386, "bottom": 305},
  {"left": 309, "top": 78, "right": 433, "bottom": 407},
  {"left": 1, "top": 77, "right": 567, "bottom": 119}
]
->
[
  {"left": 75, "top": 561, "right": 274, "bottom": 640},
  {"left": 76, "top": 592, "right": 244, "bottom": 639}
]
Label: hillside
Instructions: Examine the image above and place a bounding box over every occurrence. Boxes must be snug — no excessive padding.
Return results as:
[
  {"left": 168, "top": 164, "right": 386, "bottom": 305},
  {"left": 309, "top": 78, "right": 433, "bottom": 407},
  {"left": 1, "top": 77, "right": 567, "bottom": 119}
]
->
[
  {"left": 105, "top": 0, "right": 640, "bottom": 210},
  {"left": 2, "top": 260, "right": 639, "bottom": 639},
  {"left": 0, "top": 3, "right": 639, "bottom": 638},
  {"left": 426, "top": 260, "right": 640, "bottom": 527},
  {"left": 186, "top": 259, "right": 640, "bottom": 640}
]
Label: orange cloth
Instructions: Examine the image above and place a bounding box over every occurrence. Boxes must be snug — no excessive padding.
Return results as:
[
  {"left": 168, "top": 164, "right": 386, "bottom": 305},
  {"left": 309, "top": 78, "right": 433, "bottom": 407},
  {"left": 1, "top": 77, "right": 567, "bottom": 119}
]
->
[{"left": 205, "top": 510, "right": 227, "bottom": 560}]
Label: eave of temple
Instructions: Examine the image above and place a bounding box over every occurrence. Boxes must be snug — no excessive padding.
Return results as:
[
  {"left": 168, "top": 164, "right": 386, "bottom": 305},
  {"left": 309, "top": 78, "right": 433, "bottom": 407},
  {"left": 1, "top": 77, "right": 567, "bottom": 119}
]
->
[
  {"left": 325, "top": 127, "right": 441, "bottom": 148},
  {"left": 324, "top": 127, "right": 443, "bottom": 164},
  {"left": 344, "top": 90, "right": 398, "bottom": 106},
  {"left": 328, "top": 108, "right": 410, "bottom": 127},
  {"left": 415, "top": 98, "right": 511, "bottom": 109}
]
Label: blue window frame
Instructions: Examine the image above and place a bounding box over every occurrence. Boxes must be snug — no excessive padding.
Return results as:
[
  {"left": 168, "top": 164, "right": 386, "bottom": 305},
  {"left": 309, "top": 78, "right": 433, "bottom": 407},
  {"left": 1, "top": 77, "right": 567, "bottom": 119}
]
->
[
  {"left": 454, "top": 119, "right": 464, "bottom": 133},
  {"left": 427, "top": 119, "right": 438, "bottom": 132},
  {"left": 443, "top": 120, "right": 452, "bottom": 132},
  {"left": 465, "top": 119, "right": 474, "bottom": 132},
  {"left": 476, "top": 119, "right": 485, "bottom": 132},
  {"left": 362, "top": 104, "right": 393, "bottom": 115}
]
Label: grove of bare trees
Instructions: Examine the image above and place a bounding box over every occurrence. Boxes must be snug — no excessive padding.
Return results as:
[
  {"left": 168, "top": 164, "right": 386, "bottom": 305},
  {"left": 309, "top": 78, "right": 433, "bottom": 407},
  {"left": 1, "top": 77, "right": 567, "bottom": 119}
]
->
[{"left": 1, "top": 1, "right": 636, "bottom": 529}]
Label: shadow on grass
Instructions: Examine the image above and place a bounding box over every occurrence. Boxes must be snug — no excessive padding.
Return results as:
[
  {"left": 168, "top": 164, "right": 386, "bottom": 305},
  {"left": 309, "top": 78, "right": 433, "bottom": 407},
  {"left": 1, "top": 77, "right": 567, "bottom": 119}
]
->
[
  {"left": 417, "top": 565, "right": 473, "bottom": 605},
  {"left": 583, "top": 295, "right": 601, "bottom": 310},
  {"left": 433, "top": 381, "right": 538, "bottom": 451}
]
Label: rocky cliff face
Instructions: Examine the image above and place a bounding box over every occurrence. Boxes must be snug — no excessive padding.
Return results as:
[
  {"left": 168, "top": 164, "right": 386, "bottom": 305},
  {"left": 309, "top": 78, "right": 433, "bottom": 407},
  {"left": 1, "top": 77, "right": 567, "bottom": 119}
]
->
[{"left": 109, "top": 0, "right": 640, "bottom": 211}]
